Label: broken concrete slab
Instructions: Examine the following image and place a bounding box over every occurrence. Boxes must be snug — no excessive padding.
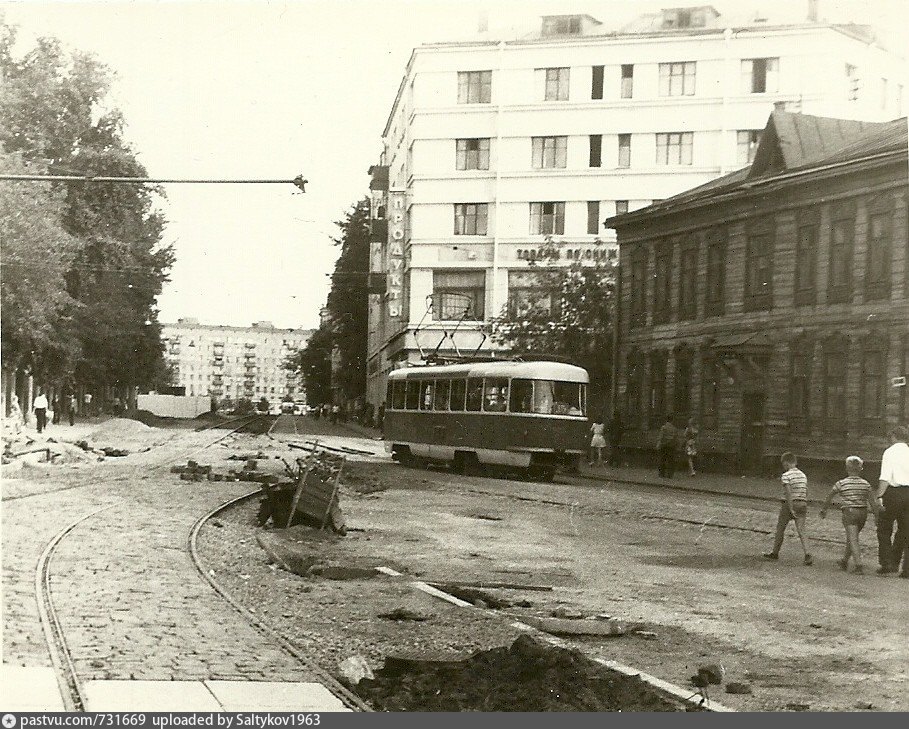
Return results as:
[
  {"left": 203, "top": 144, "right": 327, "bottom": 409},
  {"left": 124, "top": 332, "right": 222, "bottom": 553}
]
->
[{"left": 522, "top": 616, "right": 640, "bottom": 637}]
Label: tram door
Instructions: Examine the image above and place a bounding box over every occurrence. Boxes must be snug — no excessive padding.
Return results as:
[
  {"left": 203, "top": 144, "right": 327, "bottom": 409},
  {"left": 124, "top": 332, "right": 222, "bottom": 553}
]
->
[{"left": 739, "top": 392, "right": 765, "bottom": 474}]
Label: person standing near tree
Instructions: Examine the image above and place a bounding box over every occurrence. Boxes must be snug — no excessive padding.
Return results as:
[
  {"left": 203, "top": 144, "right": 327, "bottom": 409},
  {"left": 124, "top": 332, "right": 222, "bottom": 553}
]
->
[
  {"left": 656, "top": 414, "right": 678, "bottom": 479},
  {"left": 875, "top": 426, "right": 909, "bottom": 577},
  {"left": 69, "top": 394, "right": 77, "bottom": 426},
  {"left": 83, "top": 392, "right": 93, "bottom": 417},
  {"left": 9, "top": 395, "right": 23, "bottom": 436},
  {"left": 33, "top": 390, "right": 49, "bottom": 433}
]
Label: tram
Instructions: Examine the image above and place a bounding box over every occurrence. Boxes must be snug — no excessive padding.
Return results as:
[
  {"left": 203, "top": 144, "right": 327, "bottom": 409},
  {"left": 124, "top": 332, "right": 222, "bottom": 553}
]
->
[{"left": 383, "top": 360, "right": 589, "bottom": 479}]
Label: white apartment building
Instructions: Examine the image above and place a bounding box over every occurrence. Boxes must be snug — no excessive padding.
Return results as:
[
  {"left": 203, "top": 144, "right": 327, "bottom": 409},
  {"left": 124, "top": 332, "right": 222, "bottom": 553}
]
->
[
  {"left": 161, "top": 319, "right": 312, "bottom": 404},
  {"left": 365, "top": 4, "right": 906, "bottom": 409}
]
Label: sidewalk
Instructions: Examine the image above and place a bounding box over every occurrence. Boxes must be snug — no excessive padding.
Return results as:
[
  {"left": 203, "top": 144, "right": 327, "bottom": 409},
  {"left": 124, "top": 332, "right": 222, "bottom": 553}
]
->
[{"left": 573, "top": 461, "right": 831, "bottom": 505}]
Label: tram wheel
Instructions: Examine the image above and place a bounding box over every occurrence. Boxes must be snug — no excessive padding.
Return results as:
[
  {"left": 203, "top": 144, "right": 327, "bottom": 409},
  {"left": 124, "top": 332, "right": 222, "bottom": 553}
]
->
[{"left": 454, "top": 451, "right": 480, "bottom": 476}]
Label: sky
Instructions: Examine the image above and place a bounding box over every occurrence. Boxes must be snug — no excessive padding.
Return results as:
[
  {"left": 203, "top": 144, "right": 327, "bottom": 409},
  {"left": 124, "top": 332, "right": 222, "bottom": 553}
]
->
[{"left": 2, "top": 0, "right": 905, "bottom": 330}]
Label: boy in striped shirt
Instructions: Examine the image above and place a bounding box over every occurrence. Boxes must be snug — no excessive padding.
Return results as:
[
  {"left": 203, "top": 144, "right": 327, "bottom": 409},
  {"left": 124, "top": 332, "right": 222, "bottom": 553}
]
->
[
  {"left": 764, "top": 452, "right": 813, "bottom": 565},
  {"left": 820, "top": 456, "right": 878, "bottom": 574}
]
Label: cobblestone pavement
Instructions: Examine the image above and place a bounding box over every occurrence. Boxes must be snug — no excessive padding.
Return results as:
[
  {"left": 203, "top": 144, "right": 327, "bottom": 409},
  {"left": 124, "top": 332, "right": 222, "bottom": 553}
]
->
[{"left": 2, "top": 432, "right": 324, "bottom": 685}]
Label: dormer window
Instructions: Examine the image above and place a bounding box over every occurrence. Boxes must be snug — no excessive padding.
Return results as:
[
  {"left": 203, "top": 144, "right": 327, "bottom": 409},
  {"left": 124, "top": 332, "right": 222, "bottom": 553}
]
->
[
  {"left": 662, "top": 7, "right": 710, "bottom": 29},
  {"left": 542, "top": 15, "right": 582, "bottom": 36}
]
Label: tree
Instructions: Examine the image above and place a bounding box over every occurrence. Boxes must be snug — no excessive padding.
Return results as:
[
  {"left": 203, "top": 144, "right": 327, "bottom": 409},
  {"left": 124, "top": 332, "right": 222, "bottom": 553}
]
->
[
  {"left": 491, "top": 237, "right": 617, "bottom": 418},
  {"left": 285, "top": 325, "right": 332, "bottom": 405},
  {"left": 0, "top": 22, "right": 173, "bottom": 402}
]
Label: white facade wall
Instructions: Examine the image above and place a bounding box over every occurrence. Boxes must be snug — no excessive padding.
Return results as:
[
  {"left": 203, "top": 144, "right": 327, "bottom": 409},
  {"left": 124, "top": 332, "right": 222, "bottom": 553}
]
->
[{"left": 366, "top": 18, "right": 906, "bottom": 409}]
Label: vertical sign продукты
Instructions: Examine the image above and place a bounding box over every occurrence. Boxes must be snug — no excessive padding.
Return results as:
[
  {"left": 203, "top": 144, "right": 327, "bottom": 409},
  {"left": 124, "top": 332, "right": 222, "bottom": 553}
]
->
[{"left": 386, "top": 191, "right": 406, "bottom": 319}]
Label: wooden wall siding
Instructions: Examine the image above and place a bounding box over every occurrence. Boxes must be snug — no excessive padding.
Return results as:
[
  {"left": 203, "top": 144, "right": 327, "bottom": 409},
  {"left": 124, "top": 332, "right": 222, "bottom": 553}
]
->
[{"left": 615, "top": 162, "right": 908, "bottom": 465}]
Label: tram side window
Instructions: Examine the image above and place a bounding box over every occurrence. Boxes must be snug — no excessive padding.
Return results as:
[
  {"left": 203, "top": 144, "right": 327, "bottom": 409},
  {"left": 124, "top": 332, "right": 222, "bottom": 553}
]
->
[
  {"left": 405, "top": 380, "right": 421, "bottom": 410},
  {"left": 391, "top": 381, "right": 406, "bottom": 410},
  {"left": 386, "top": 382, "right": 393, "bottom": 407},
  {"left": 420, "top": 381, "right": 434, "bottom": 410},
  {"left": 483, "top": 377, "right": 509, "bottom": 412},
  {"left": 450, "top": 379, "right": 467, "bottom": 411},
  {"left": 466, "top": 378, "right": 484, "bottom": 411},
  {"left": 510, "top": 379, "right": 534, "bottom": 413},
  {"left": 434, "top": 379, "right": 451, "bottom": 410}
]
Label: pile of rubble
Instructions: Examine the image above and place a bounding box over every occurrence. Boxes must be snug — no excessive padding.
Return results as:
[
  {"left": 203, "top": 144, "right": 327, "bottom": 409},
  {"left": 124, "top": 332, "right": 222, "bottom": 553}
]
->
[{"left": 170, "top": 458, "right": 282, "bottom": 484}]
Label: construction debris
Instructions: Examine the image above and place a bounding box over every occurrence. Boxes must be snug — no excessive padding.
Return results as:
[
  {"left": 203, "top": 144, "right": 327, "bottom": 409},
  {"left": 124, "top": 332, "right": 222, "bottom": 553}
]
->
[
  {"left": 522, "top": 616, "right": 640, "bottom": 637},
  {"left": 338, "top": 656, "right": 374, "bottom": 687},
  {"left": 725, "top": 682, "right": 753, "bottom": 695},
  {"left": 378, "top": 607, "right": 432, "bottom": 622}
]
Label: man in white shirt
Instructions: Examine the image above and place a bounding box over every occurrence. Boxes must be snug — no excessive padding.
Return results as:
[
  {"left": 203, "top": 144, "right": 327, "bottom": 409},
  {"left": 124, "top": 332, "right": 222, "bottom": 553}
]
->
[
  {"left": 876, "top": 425, "right": 909, "bottom": 577},
  {"left": 33, "top": 391, "right": 49, "bottom": 434}
]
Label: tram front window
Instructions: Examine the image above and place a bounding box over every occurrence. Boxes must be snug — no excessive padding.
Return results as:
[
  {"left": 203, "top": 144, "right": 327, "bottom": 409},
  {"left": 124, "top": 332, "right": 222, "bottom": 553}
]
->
[
  {"left": 405, "top": 381, "right": 421, "bottom": 410},
  {"left": 533, "top": 380, "right": 585, "bottom": 416}
]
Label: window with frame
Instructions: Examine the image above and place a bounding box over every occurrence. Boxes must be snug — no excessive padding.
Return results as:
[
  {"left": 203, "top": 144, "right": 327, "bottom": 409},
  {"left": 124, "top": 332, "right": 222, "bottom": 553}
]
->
[
  {"left": 649, "top": 350, "right": 668, "bottom": 427},
  {"left": 532, "top": 136, "right": 567, "bottom": 169},
  {"left": 509, "top": 379, "right": 534, "bottom": 413},
  {"left": 530, "top": 202, "right": 565, "bottom": 235},
  {"left": 589, "top": 135, "right": 602, "bottom": 167},
  {"left": 828, "top": 208, "right": 855, "bottom": 304},
  {"left": 483, "top": 378, "right": 509, "bottom": 412},
  {"left": 865, "top": 208, "right": 892, "bottom": 300},
  {"left": 656, "top": 132, "right": 693, "bottom": 165},
  {"left": 542, "top": 67, "right": 570, "bottom": 101},
  {"left": 615, "top": 200, "right": 629, "bottom": 215},
  {"left": 822, "top": 348, "right": 847, "bottom": 428},
  {"left": 737, "top": 130, "right": 762, "bottom": 165},
  {"left": 795, "top": 219, "right": 818, "bottom": 306},
  {"left": 621, "top": 64, "right": 634, "bottom": 98},
  {"left": 450, "top": 379, "right": 467, "bottom": 411},
  {"left": 629, "top": 249, "right": 648, "bottom": 327},
  {"left": 625, "top": 351, "right": 644, "bottom": 427},
  {"left": 587, "top": 201, "right": 600, "bottom": 235},
  {"left": 860, "top": 348, "right": 885, "bottom": 427},
  {"left": 391, "top": 380, "right": 406, "bottom": 409},
  {"left": 673, "top": 349, "right": 693, "bottom": 418},
  {"left": 420, "top": 381, "right": 434, "bottom": 410},
  {"left": 653, "top": 244, "right": 672, "bottom": 324},
  {"left": 705, "top": 231, "right": 725, "bottom": 316},
  {"left": 405, "top": 380, "right": 421, "bottom": 410},
  {"left": 542, "top": 16, "right": 582, "bottom": 36},
  {"left": 789, "top": 345, "right": 811, "bottom": 431},
  {"left": 453, "top": 203, "right": 488, "bottom": 235},
  {"left": 456, "top": 138, "right": 490, "bottom": 170},
  {"left": 745, "top": 232, "right": 773, "bottom": 310},
  {"left": 618, "top": 134, "right": 631, "bottom": 167},
  {"left": 701, "top": 351, "right": 719, "bottom": 428},
  {"left": 433, "top": 379, "right": 451, "bottom": 411},
  {"left": 678, "top": 241, "right": 698, "bottom": 320},
  {"left": 466, "top": 378, "right": 483, "bottom": 411},
  {"left": 659, "top": 62, "right": 696, "bottom": 96},
  {"left": 591, "top": 65, "right": 604, "bottom": 99},
  {"left": 741, "top": 58, "right": 779, "bottom": 93},
  {"left": 458, "top": 70, "right": 492, "bottom": 103},
  {"left": 433, "top": 270, "right": 486, "bottom": 320},
  {"left": 508, "top": 270, "right": 560, "bottom": 317}
]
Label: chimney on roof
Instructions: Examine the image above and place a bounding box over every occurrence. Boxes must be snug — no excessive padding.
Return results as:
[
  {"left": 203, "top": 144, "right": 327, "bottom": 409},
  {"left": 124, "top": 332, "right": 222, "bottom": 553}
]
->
[{"left": 807, "top": 0, "right": 819, "bottom": 22}]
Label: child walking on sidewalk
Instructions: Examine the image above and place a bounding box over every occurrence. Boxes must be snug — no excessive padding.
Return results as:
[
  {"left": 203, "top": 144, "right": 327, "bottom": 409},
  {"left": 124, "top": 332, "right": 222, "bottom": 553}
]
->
[
  {"left": 819, "top": 456, "right": 878, "bottom": 574},
  {"left": 764, "top": 452, "right": 813, "bottom": 565}
]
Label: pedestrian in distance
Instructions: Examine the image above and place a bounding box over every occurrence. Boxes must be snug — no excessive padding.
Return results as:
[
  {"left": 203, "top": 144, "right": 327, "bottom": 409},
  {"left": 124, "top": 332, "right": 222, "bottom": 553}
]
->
[
  {"left": 589, "top": 418, "right": 606, "bottom": 466},
  {"left": 607, "top": 410, "right": 624, "bottom": 466},
  {"left": 52, "top": 394, "right": 62, "bottom": 424},
  {"left": 656, "top": 413, "right": 678, "bottom": 479},
  {"left": 9, "top": 395, "right": 23, "bottom": 435},
  {"left": 69, "top": 394, "right": 77, "bottom": 426},
  {"left": 684, "top": 417, "right": 699, "bottom": 476},
  {"left": 819, "top": 456, "right": 878, "bottom": 574},
  {"left": 875, "top": 425, "right": 909, "bottom": 577},
  {"left": 83, "top": 392, "right": 93, "bottom": 417},
  {"left": 764, "top": 452, "right": 813, "bottom": 565},
  {"left": 33, "top": 390, "right": 49, "bottom": 434}
]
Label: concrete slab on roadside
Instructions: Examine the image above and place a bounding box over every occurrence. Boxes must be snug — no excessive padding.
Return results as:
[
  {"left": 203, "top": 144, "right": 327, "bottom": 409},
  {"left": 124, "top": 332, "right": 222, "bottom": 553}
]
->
[
  {"left": 83, "top": 680, "right": 222, "bottom": 711},
  {"left": 204, "top": 680, "right": 351, "bottom": 711},
  {"left": 0, "top": 665, "right": 66, "bottom": 711}
]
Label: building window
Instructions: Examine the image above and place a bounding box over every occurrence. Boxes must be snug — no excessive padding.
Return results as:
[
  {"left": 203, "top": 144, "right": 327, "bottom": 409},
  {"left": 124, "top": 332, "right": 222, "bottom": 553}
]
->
[
  {"left": 456, "top": 138, "right": 490, "bottom": 170},
  {"left": 745, "top": 232, "right": 773, "bottom": 310},
  {"left": 741, "top": 58, "right": 779, "bottom": 93},
  {"left": 621, "top": 64, "right": 633, "bottom": 98},
  {"left": 653, "top": 243, "right": 672, "bottom": 324},
  {"left": 591, "top": 65, "right": 604, "bottom": 99},
  {"left": 433, "top": 270, "right": 485, "bottom": 320},
  {"left": 649, "top": 350, "right": 668, "bottom": 427},
  {"left": 530, "top": 202, "right": 565, "bottom": 235},
  {"left": 705, "top": 233, "right": 725, "bottom": 317},
  {"left": 542, "top": 16, "right": 582, "bottom": 36},
  {"left": 615, "top": 200, "right": 628, "bottom": 215},
  {"left": 629, "top": 249, "right": 647, "bottom": 328},
  {"left": 828, "top": 208, "right": 855, "bottom": 304},
  {"left": 589, "top": 134, "right": 602, "bottom": 167},
  {"left": 845, "top": 64, "right": 859, "bottom": 101},
  {"left": 542, "top": 67, "right": 570, "bottom": 101},
  {"left": 701, "top": 351, "right": 719, "bottom": 428},
  {"left": 678, "top": 241, "right": 698, "bottom": 320},
  {"left": 866, "top": 210, "right": 892, "bottom": 300},
  {"left": 737, "top": 130, "right": 762, "bottom": 165},
  {"left": 659, "top": 61, "right": 696, "bottom": 96},
  {"left": 656, "top": 132, "right": 693, "bottom": 165},
  {"left": 457, "top": 70, "right": 492, "bottom": 103},
  {"left": 860, "top": 348, "right": 885, "bottom": 427},
  {"left": 586, "top": 201, "right": 600, "bottom": 235},
  {"left": 822, "top": 348, "right": 847, "bottom": 429},
  {"left": 532, "top": 136, "right": 567, "bottom": 169},
  {"left": 617, "top": 134, "right": 631, "bottom": 167},
  {"left": 625, "top": 351, "right": 644, "bottom": 427},
  {"left": 674, "top": 349, "right": 693, "bottom": 418},
  {"left": 453, "top": 203, "right": 488, "bottom": 235},
  {"left": 795, "top": 220, "right": 818, "bottom": 306},
  {"left": 789, "top": 344, "right": 811, "bottom": 432},
  {"left": 508, "top": 270, "right": 560, "bottom": 317}
]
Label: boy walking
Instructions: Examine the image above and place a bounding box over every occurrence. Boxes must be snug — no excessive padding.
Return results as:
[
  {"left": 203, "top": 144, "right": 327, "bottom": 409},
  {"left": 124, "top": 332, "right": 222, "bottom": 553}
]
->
[
  {"left": 819, "top": 456, "right": 877, "bottom": 574},
  {"left": 764, "top": 452, "right": 813, "bottom": 565}
]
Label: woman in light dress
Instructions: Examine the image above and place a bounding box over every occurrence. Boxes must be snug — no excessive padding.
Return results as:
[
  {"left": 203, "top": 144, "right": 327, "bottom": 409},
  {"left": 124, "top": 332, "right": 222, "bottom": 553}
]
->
[{"left": 589, "top": 419, "right": 607, "bottom": 466}]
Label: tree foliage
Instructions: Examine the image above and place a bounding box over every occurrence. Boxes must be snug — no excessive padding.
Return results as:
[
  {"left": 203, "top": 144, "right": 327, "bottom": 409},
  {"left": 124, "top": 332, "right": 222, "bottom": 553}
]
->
[
  {"left": 0, "top": 21, "right": 173, "bottom": 394},
  {"left": 284, "top": 325, "right": 333, "bottom": 405},
  {"left": 491, "top": 237, "right": 617, "bottom": 417}
]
